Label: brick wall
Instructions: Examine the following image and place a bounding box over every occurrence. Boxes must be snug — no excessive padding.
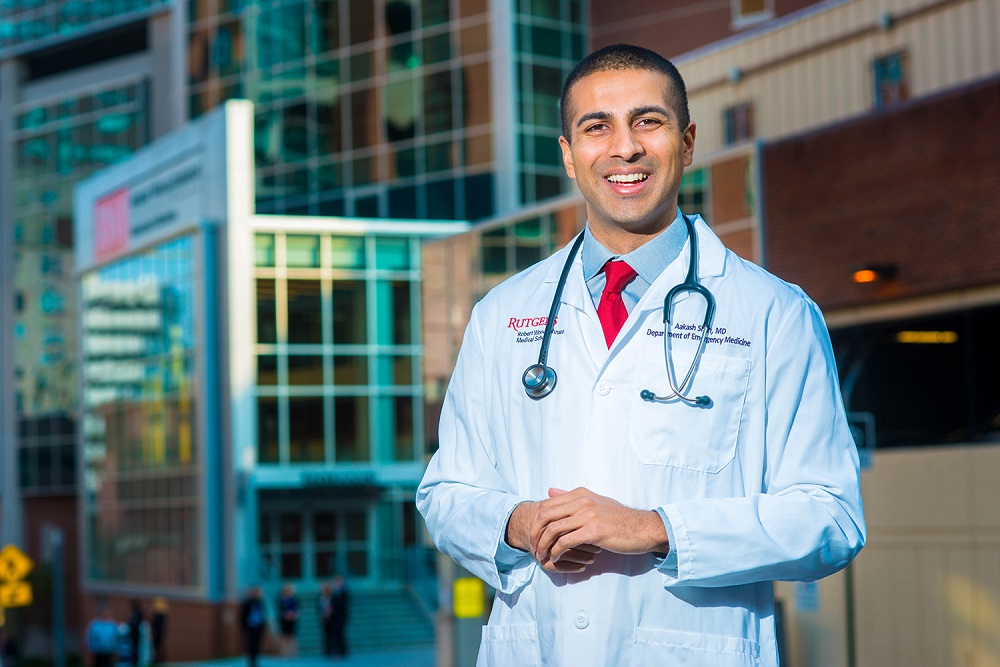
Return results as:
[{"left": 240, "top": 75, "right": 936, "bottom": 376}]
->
[{"left": 763, "top": 75, "right": 1000, "bottom": 311}]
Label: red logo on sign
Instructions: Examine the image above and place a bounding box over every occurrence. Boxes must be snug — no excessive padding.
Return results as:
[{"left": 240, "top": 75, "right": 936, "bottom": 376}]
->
[{"left": 94, "top": 188, "right": 130, "bottom": 262}]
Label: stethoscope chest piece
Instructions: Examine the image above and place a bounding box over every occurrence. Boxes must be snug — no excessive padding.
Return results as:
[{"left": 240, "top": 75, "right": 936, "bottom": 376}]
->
[{"left": 522, "top": 363, "right": 556, "bottom": 400}]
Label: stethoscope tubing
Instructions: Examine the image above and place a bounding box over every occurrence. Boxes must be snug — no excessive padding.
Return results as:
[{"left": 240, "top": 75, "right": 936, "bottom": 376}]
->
[{"left": 522, "top": 214, "right": 714, "bottom": 406}]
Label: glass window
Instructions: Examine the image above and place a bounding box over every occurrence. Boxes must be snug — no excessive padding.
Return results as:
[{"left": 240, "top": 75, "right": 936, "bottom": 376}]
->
[
  {"left": 330, "top": 237, "right": 365, "bottom": 269},
  {"left": 258, "top": 396, "right": 280, "bottom": 463},
  {"left": 289, "top": 396, "right": 325, "bottom": 462},
  {"left": 514, "top": 217, "right": 544, "bottom": 270},
  {"left": 80, "top": 234, "right": 200, "bottom": 588},
  {"left": 332, "top": 281, "right": 367, "bottom": 344},
  {"left": 482, "top": 227, "right": 508, "bottom": 275},
  {"left": 333, "top": 355, "right": 368, "bottom": 384},
  {"left": 376, "top": 355, "right": 413, "bottom": 385},
  {"left": 256, "top": 279, "right": 278, "bottom": 344},
  {"left": 335, "top": 396, "right": 370, "bottom": 461},
  {"left": 287, "top": 280, "right": 323, "bottom": 344},
  {"left": 723, "top": 101, "right": 755, "bottom": 146},
  {"left": 678, "top": 167, "right": 709, "bottom": 221},
  {"left": 376, "top": 281, "right": 412, "bottom": 345},
  {"left": 316, "top": 0, "right": 341, "bottom": 52},
  {"left": 873, "top": 51, "right": 909, "bottom": 109},
  {"left": 255, "top": 234, "right": 276, "bottom": 267},
  {"left": 423, "top": 71, "right": 454, "bottom": 134},
  {"left": 348, "top": 0, "right": 375, "bottom": 45},
  {"left": 288, "top": 355, "right": 324, "bottom": 385},
  {"left": 286, "top": 235, "right": 320, "bottom": 268},
  {"left": 375, "top": 238, "right": 410, "bottom": 271},
  {"left": 393, "top": 396, "right": 415, "bottom": 460},
  {"left": 258, "top": 355, "right": 279, "bottom": 385}
]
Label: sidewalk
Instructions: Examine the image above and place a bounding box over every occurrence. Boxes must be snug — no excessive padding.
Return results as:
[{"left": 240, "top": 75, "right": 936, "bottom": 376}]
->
[{"left": 168, "top": 649, "right": 435, "bottom": 667}]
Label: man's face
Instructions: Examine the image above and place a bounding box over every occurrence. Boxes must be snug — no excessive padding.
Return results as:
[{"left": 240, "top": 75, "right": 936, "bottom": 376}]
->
[{"left": 559, "top": 68, "right": 695, "bottom": 241}]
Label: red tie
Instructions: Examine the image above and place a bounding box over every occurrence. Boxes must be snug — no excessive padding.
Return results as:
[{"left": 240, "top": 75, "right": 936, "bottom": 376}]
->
[{"left": 597, "top": 260, "right": 637, "bottom": 347}]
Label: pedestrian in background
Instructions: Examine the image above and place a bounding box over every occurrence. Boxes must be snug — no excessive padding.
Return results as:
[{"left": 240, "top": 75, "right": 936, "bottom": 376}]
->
[
  {"left": 126, "top": 599, "right": 144, "bottom": 666},
  {"left": 150, "top": 597, "right": 168, "bottom": 665},
  {"left": 277, "top": 584, "right": 299, "bottom": 656},
  {"left": 85, "top": 601, "right": 119, "bottom": 667},
  {"left": 240, "top": 587, "right": 266, "bottom": 667},
  {"left": 329, "top": 575, "right": 349, "bottom": 659}
]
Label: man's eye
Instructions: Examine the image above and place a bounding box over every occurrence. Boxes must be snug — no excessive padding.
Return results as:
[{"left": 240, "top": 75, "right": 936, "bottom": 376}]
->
[
  {"left": 636, "top": 118, "right": 661, "bottom": 128},
  {"left": 585, "top": 123, "right": 609, "bottom": 133}
]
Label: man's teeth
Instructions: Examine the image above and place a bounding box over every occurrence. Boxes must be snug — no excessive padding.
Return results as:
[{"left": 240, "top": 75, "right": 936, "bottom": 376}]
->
[{"left": 607, "top": 173, "right": 648, "bottom": 183}]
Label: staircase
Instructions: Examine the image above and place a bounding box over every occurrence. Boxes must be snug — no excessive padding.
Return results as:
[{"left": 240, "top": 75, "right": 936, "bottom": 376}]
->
[{"left": 295, "top": 587, "right": 436, "bottom": 656}]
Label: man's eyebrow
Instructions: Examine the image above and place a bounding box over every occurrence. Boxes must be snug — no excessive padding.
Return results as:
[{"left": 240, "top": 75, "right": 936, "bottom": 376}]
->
[
  {"left": 575, "top": 111, "right": 611, "bottom": 128},
  {"left": 630, "top": 105, "right": 672, "bottom": 119},
  {"left": 574, "top": 106, "right": 673, "bottom": 128}
]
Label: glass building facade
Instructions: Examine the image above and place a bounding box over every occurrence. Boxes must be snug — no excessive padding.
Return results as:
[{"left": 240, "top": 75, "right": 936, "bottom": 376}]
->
[
  {"left": 12, "top": 80, "right": 151, "bottom": 493},
  {"left": 0, "top": 0, "right": 169, "bottom": 53},
  {"left": 1, "top": 0, "right": 585, "bottom": 656},
  {"left": 187, "top": 0, "right": 586, "bottom": 219},
  {"left": 81, "top": 235, "right": 202, "bottom": 588}
]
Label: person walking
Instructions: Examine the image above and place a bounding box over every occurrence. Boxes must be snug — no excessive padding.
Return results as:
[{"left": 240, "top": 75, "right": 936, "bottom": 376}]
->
[
  {"left": 125, "top": 599, "right": 144, "bottom": 666},
  {"left": 277, "top": 584, "right": 299, "bottom": 656},
  {"left": 150, "top": 598, "right": 168, "bottom": 665},
  {"left": 317, "top": 577, "right": 349, "bottom": 658},
  {"left": 85, "top": 602, "right": 119, "bottom": 667},
  {"left": 239, "top": 587, "right": 267, "bottom": 667}
]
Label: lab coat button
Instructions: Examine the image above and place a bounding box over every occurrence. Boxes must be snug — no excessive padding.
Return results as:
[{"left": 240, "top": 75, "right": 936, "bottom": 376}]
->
[
  {"left": 574, "top": 613, "right": 589, "bottom": 629},
  {"left": 596, "top": 383, "right": 611, "bottom": 396}
]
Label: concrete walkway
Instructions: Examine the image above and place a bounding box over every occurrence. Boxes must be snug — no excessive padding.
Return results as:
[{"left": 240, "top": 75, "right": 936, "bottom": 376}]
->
[{"left": 168, "top": 649, "right": 435, "bottom": 667}]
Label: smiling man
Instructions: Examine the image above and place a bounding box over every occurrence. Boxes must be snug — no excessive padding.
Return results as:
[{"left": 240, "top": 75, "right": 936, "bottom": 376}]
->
[{"left": 417, "top": 44, "right": 865, "bottom": 666}]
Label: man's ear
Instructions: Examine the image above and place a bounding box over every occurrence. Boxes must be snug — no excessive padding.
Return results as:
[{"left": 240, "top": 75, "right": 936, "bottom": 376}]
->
[
  {"left": 559, "top": 136, "right": 576, "bottom": 179},
  {"left": 682, "top": 122, "right": 696, "bottom": 167}
]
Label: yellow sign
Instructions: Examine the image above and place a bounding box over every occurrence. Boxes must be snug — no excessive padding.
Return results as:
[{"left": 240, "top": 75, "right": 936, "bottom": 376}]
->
[
  {"left": 0, "top": 545, "right": 33, "bottom": 582},
  {"left": 453, "top": 577, "right": 485, "bottom": 619},
  {"left": 0, "top": 582, "right": 32, "bottom": 608}
]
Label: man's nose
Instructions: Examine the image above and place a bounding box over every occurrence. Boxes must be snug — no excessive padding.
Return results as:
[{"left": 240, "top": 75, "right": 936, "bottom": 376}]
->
[{"left": 608, "top": 125, "right": 644, "bottom": 161}]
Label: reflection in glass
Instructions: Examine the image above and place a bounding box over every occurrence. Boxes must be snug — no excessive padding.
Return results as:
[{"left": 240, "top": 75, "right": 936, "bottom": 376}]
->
[{"left": 80, "top": 235, "right": 200, "bottom": 588}]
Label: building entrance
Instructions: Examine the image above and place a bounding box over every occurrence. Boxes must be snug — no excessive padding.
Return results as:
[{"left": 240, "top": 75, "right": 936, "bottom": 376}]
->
[{"left": 258, "top": 503, "right": 373, "bottom": 586}]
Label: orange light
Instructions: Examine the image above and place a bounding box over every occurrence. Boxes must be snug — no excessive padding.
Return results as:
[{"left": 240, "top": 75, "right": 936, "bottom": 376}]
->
[
  {"left": 853, "top": 269, "right": 878, "bottom": 283},
  {"left": 895, "top": 331, "right": 958, "bottom": 344}
]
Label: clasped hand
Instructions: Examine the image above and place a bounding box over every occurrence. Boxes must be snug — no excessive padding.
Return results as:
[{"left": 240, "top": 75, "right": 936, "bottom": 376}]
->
[{"left": 505, "top": 487, "right": 669, "bottom": 574}]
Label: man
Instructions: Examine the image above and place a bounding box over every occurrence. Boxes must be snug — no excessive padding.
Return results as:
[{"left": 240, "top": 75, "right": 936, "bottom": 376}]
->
[
  {"left": 240, "top": 587, "right": 267, "bottom": 667},
  {"left": 416, "top": 44, "right": 865, "bottom": 666}
]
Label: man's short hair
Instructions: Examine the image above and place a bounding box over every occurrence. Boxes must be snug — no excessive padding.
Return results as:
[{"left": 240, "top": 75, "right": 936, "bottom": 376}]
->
[{"left": 559, "top": 44, "right": 690, "bottom": 141}]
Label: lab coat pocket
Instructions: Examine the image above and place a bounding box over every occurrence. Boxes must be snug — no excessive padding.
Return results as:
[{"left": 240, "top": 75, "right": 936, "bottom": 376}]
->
[
  {"left": 478, "top": 622, "right": 542, "bottom": 667},
  {"left": 631, "top": 627, "right": 761, "bottom": 666},
  {"left": 629, "top": 352, "right": 750, "bottom": 472}
]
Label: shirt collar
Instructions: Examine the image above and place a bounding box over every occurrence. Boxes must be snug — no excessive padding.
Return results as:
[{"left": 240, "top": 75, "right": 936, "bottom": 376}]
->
[{"left": 581, "top": 208, "right": 689, "bottom": 284}]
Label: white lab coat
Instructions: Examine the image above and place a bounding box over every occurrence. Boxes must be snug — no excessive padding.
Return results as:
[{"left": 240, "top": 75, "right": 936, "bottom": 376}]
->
[{"left": 417, "top": 217, "right": 865, "bottom": 666}]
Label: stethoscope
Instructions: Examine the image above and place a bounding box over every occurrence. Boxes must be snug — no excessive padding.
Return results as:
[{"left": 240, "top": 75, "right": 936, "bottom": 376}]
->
[{"left": 522, "top": 214, "right": 716, "bottom": 407}]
